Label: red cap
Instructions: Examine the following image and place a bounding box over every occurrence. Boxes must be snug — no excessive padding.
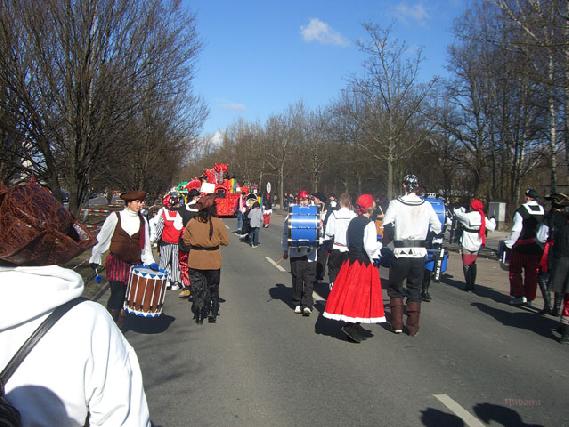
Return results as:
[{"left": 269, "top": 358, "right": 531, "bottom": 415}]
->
[
  {"left": 356, "top": 193, "right": 374, "bottom": 210},
  {"left": 297, "top": 190, "right": 310, "bottom": 200}
]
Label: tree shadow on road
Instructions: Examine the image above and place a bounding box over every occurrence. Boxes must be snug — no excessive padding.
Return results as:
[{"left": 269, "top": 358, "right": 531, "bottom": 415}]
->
[
  {"left": 470, "top": 302, "right": 558, "bottom": 340},
  {"left": 124, "top": 313, "right": 175, "bottom": 334},
  {"left": 421, "top": 408, "right": 464, "bottom": 426}
]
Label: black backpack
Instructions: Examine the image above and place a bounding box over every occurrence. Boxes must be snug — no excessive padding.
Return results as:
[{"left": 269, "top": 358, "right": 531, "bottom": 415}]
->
[{"left": 0, "top": 297, "right": 87, "bottom": 426}]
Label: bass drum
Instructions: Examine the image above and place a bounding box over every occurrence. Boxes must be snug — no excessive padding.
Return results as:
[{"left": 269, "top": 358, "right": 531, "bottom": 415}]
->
[
  {"left": 423, "top": 196, "right": 446, "bottom": 232},
  {"left": 288, "top": 205, "right": 319, "bottom": 248}
]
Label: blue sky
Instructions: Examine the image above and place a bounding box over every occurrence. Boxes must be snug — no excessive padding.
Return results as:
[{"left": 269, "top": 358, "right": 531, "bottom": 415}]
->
[{"left": 185, "top": 0, "right": 467, "bottom": 137}]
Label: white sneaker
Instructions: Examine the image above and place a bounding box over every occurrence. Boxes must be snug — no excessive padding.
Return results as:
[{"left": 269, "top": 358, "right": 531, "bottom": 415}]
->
[
  {"left": 170, "top": 283, "right": 181, "bottom": 291},
  {"left": 294, "top": 306, "right": 302, "bottom": 314},
  {"left": 509, "top": 296, "right": 527, "bottom": 306},
  {"left": 302, "top": 307, "right": 312, "bottom": 316}
]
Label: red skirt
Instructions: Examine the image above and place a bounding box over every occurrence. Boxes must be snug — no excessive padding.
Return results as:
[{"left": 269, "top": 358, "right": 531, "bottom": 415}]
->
[{"left": 324, "top": 259, "right": 386, "bottom": 323}]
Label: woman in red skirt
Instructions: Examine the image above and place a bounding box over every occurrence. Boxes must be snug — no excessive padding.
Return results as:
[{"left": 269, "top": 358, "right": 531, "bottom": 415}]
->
[{"left": 324, "top": 193, "right": 386, "bottom": 342}]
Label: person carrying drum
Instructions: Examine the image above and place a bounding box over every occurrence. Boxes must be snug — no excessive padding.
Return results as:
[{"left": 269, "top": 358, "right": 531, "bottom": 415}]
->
[
  {"left": 382, "top": 175, "right": 441, "bottom": 336},
  {"left": 90, "top": 190, "right": 155, "bottom": 329},
  {"left": 507, "top": 188, "right": 544, "bottom": 306},
  {"left": 453, "top": 199, "right": 496, "bottom": 292},
  {"left": 0, "top": 180, "right": 151, "bottom": 426},
  {"left": 282, "top": 190, "right": 318, "bottom": 316},
  {"left": 182, "top": 194, "right": 229, "bottom": 324}
]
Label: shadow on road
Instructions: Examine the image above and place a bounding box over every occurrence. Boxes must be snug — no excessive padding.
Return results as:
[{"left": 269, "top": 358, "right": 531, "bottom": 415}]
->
[
  {"left": 440, "top": 274, "right": 513, "bottom": 306},
  {"left": 312, "top": 301, "right": 353, "bottom": 343},
  {"left": 421, "top": 408, "right": 464, "bottom": 426},
  {"left": 473, "top": 402, "right": 544, "bottom": 427},
  {"left": 124, "top": 313, "right": 175, "bottom": 334},
  {"left": 268, "top": 283, "right": 294, "bottom": 309},
  {"left": 470, "top": 302, "right": 558, "bottom": 340}
]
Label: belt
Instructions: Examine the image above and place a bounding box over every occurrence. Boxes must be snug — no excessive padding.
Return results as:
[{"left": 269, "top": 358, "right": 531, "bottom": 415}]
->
[
  {"left": 394, "top": 240, "right": 426, "bottom": 248},
  {"left": 462, "top": 227, "right": 480, "bottom": 233},
  {"left": 190, "top": 245, "right": 219, "bottom": 251}
]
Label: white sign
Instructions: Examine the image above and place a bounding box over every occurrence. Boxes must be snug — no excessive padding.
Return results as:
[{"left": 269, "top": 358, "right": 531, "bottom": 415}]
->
[{"left": 266, "top": 182, "right": 271, "bottom": 194}]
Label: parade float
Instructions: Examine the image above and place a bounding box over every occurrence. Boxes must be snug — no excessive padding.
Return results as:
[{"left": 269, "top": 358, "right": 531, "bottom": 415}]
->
[{"left": 176, "top": 162, "right": 245, "bottom": 217}]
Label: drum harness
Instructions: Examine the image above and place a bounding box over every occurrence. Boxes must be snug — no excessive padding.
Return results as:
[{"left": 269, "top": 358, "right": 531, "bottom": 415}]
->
[{"left": 392, "top": 196, "right": 428, "bottom": 249}]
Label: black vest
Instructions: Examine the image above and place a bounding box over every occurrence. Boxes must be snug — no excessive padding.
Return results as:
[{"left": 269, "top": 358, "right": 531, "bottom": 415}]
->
[{"left": 347, "top": 216, "right": 371, "bottom": 264}]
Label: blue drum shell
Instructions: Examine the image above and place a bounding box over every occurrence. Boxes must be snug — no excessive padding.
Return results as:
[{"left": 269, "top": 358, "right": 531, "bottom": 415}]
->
[{"left": 288, "top": 205, "right": 319, "bottom": 247}]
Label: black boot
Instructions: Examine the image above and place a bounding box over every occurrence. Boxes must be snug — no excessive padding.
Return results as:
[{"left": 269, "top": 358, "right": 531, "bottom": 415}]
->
[
  {"left": 421, "top": 271, "right": 432, "bottom": 302},
  {"left": 463, "top": 265, "right": 472, "bottom": 291},
  {"left": 560, "top": 325, "right": 569, "bottom": 344},
  {"left": 469, "top": 264, "right": 477, "bottom": 291},
  {"left": 552, "top": 293, "right": 563, "bottom": 317},
  {"left": 208, "top": 300, "right": 217, "bottom": 323},
  {"left": 537, "top": 275, "right": 552, "bottom": 315}
]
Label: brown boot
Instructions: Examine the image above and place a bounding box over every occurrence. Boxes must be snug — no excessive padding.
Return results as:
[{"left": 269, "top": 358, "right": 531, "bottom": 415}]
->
[
  {"left": 389, "top": 298, "right": 404, "bottom": 334},
  {"left": 406, "top": 301, "right": 421, "bottom": 337}
]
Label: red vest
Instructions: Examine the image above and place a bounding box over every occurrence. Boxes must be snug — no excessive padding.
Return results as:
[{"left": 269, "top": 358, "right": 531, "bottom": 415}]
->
[{"left": 161, "top": 209, "right": 183, "bottom": 244}]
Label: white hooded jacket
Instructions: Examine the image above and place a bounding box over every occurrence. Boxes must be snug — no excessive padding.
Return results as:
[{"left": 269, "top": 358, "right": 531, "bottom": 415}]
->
[{"left": 0, "top": 265, "right": 151, "bottom": 427}]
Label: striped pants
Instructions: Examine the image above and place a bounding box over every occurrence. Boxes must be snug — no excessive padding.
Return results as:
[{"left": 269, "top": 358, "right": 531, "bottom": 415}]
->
[{"left": 159, "top": 241, "right": 181, "bottom": 284}]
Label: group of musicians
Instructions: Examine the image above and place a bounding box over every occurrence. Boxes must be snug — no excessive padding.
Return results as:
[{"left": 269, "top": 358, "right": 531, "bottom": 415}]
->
[{"left": 86, "top": 174, "right": 569, "bottom": 345}]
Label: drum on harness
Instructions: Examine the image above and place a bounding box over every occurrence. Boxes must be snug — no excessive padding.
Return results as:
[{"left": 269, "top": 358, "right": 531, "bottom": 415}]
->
[
  {"left": 288, "top": 205, "right": 319, "bottom": 248},
  {"left": 125, "top": 265, "right": 168, "bottom": 317},
  {"left": 423, "top": 196, "right": 447, "bottom": 232}
]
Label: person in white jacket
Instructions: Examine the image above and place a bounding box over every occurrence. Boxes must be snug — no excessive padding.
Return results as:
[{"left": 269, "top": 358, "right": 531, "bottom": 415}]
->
[
  {"left": 0, "top": 181, "right": 151, "bottom": 427},
  {"left": 453, "top": 199, "right": 496, "bottom": 291}
]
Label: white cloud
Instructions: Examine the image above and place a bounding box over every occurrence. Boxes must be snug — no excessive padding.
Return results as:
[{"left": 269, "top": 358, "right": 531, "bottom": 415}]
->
[
  {"left": 222, "top": 103, "right": 246, "bottom": 112},
  {"left": 393, "top": 3, "right": 429, "bottom": 25},
  {"left": 300, "top": 18, "right": 349, "bottom": 47}
]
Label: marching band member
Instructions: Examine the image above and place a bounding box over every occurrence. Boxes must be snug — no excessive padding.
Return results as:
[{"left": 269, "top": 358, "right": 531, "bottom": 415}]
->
[
  {"left": 383, "top": 175, "right": 441, "bottom": 336},
  {"left": 153, "top": 191, "right": 184, "bottom": 291},
  {"left": 282, "top": 190, "right": 318, "bottom": 316},
  {"left": 453, "top": 199, "right": 496, "bottom": 292},
  {"left": 262, "top": 193, "right": 272, "bottom": 228},
  {"left": 182, "top": 194, "right": 229, "bottom": 324},
  {"left": 507, "top": 188, "right": 544, "bottom": 306},
  {"left": 324, "top": 192, "right": 356, "bottom": 289},
  {"left": 323, "top": 194, "right": 385, "bottom": 343},
  {"left": 89, "top": 191, "right": 155, "bottom": 329}
]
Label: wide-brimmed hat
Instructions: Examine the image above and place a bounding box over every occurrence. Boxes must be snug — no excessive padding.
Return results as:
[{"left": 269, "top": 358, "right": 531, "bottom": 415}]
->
[
  {"left": 544, "top": 192, "right": 569, "bottom": 207},
  {"left": 120, "top": 191, "right": 146, "bottom": 202},
  {"left": 0, "top": 180, "right": 95, "bottom": 265}
]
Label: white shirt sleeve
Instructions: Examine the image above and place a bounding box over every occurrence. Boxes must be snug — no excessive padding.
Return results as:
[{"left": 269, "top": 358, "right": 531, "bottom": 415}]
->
[
  {"left": 382, "top": 201, "right": 396, "bottom": 226},
  {"left": 364, "top": 221, "right": 381, "bottom": 262},
  {"left": 141, "top": 218, "right": 155, "bottom": 265},
  {"left": 537, "top": 224, "right": 549, "bottom": 244},
  {"left": 485, "top": 217, "right": 496, "bottom": 232},
  {"left": 325, "top": 212, "right": 336, "bottom": 240},
  {"left": 89, "top": 214, "right": 118, "bottom": 265},
  {"left": 509, "top": 211, "right": 523, "bottom": 243}
]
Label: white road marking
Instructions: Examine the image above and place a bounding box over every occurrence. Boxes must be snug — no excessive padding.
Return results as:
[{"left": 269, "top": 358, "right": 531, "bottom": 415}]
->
[
  {"left": 266, "top": 256, "right": 287, "bottom": 273},
  {"left": 276, "top": 265, "right": 286, "bottom": 272},
  {"left": 313, "top": 291, "right": 324, "bottom": 302},
  {"left": 433, "top": 394, "right": 485, "bottom": 427}
]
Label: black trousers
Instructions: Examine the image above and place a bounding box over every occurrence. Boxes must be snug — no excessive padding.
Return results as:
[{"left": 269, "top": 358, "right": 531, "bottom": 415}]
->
[
  {"left": 316, "top": 242, "right": 331, "bottom": 280},
  {"left": 190, "top": 268, "right": 221, "bottom": 318},
  {"left": 327, "top": 249, "right": 348, "bottom": 284},
  {"left": 388, "top": 257, "right": 424, "bottom": 303},
  {"left": 107, "top": 281, "right": 127, "bottom": 310},
  {"left": 290, "top": 256, "right": 316, "bottom": 309}
]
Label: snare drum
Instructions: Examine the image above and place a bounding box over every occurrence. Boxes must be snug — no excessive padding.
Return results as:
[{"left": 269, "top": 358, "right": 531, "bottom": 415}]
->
[
  {"left": 124, "top": 265, "right": 168, "bottom": 317},
  {"left": 288, "top": 205, "right": 319, "bottom": 248}
]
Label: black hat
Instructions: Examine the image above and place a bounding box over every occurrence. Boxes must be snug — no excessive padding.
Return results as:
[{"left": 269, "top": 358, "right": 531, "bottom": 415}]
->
[
  {"left": 525, "top": 188, "right": 539, "bottom": 200},
  {"left": 544, "top": 192, "right": 569, "bottom": 207}
]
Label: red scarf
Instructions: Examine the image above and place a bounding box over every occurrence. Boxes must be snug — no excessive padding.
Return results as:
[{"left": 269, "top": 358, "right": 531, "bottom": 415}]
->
[{"left": 470, "top": 199, "right": 486, "bottom": 247}]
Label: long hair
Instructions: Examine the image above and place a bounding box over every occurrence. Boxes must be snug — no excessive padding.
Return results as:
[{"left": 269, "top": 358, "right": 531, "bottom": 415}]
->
[{"left": 197, "top": 204, "right": 217, "bottom": 240}]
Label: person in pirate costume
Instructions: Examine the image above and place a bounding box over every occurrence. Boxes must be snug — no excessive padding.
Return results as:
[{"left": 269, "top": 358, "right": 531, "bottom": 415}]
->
[
  {"left": 282, "top": 190, "right": 318, "bottom": 316},
  {"left": 324, "top": 192, "right": 357, "bottom": 289},
  {"left": 382, "top": 175, "right": 441, "bottom": 336},
  {"left": 0, "top": 180, "right": 151, "bottom": 425},
  {"left": 537, "top": 193, "right": 569, "bottom": 318},
  {"left": 453, "top": 199, "right": 496, "bottom": 292},
  {"left": 182, "top": 194, "right": 229, "bottom": 324},
  {"left": 153, "top": 190, "right": 185, "bottom": 291},
  {"left": 177, "top": 188, "right": 201, "bottom": 298},
  {"left": 89, "top": 190, "right": 155, "bottom": 329},
  {"left": 323, "top": 194, "right": 385, "bottom": 343},
  {"left": 507, "top": 188, "right": 545, "bottom": 306}
]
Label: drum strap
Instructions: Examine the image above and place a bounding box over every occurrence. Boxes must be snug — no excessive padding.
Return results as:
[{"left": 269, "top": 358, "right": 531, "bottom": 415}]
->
[
  {"left": 394, "top": 240, "right": 426, "bottom": 248},
  {"left": 190, "top": 245, "right": 219, "bottom": 251}
]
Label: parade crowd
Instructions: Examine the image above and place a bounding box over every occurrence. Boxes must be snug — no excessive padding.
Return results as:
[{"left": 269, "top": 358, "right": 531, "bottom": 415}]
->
[{"left": 1, "top": 174, "right": 568, "bottom": 425}]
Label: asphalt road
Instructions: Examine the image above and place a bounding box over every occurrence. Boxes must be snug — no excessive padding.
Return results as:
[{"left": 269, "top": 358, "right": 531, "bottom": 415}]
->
[{"left": 122, "top": 217, "right": 569, "bottom": 427}]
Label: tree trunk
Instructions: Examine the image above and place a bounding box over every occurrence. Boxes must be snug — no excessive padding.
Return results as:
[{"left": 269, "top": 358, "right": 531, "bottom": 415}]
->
[
  {"left": 279, "top": 162, "right": 284, "bottom": 211},
  {"left": 548, "top": 53, "right": 557, "bottom": 193},
  {"left": 387, "top": 159, "right": 393, "bottom": 199}
]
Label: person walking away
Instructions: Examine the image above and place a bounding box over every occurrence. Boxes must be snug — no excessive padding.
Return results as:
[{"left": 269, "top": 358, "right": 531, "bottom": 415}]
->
[
  {"left": 248, "top": 201, "right": 262, "bottom": 248},
  {"left": 324, "top": 194, "right": 385, "bottom": 343},
  {"left": 453, "top": 199, "right": 496, "bottom": 292},
  {"left": 182, "top": 195, "right": 229, "bottom": 323},
  {"left": 382, "top": 175, "right": 441, "bottom": 336},
  {"left": 282, "top": 190, "right": 318, "bottom": 316},
  {"left": 262, "top": 193, "right": 272, "bottom": 228},
  {"left": 0, "top": 180, "right": 151, "bottom": 425},
  {"left": 177, "top": 188, "right": 201, "bottom": 298},
  {"left": 324, "top": 193, "right": 357, "bottom": 289},
  {"left": 507, "top": 188, "right": 544, "bottom": 306},
  {"left": 90, "top": 190, "right": 155, "bottom": 329}
]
